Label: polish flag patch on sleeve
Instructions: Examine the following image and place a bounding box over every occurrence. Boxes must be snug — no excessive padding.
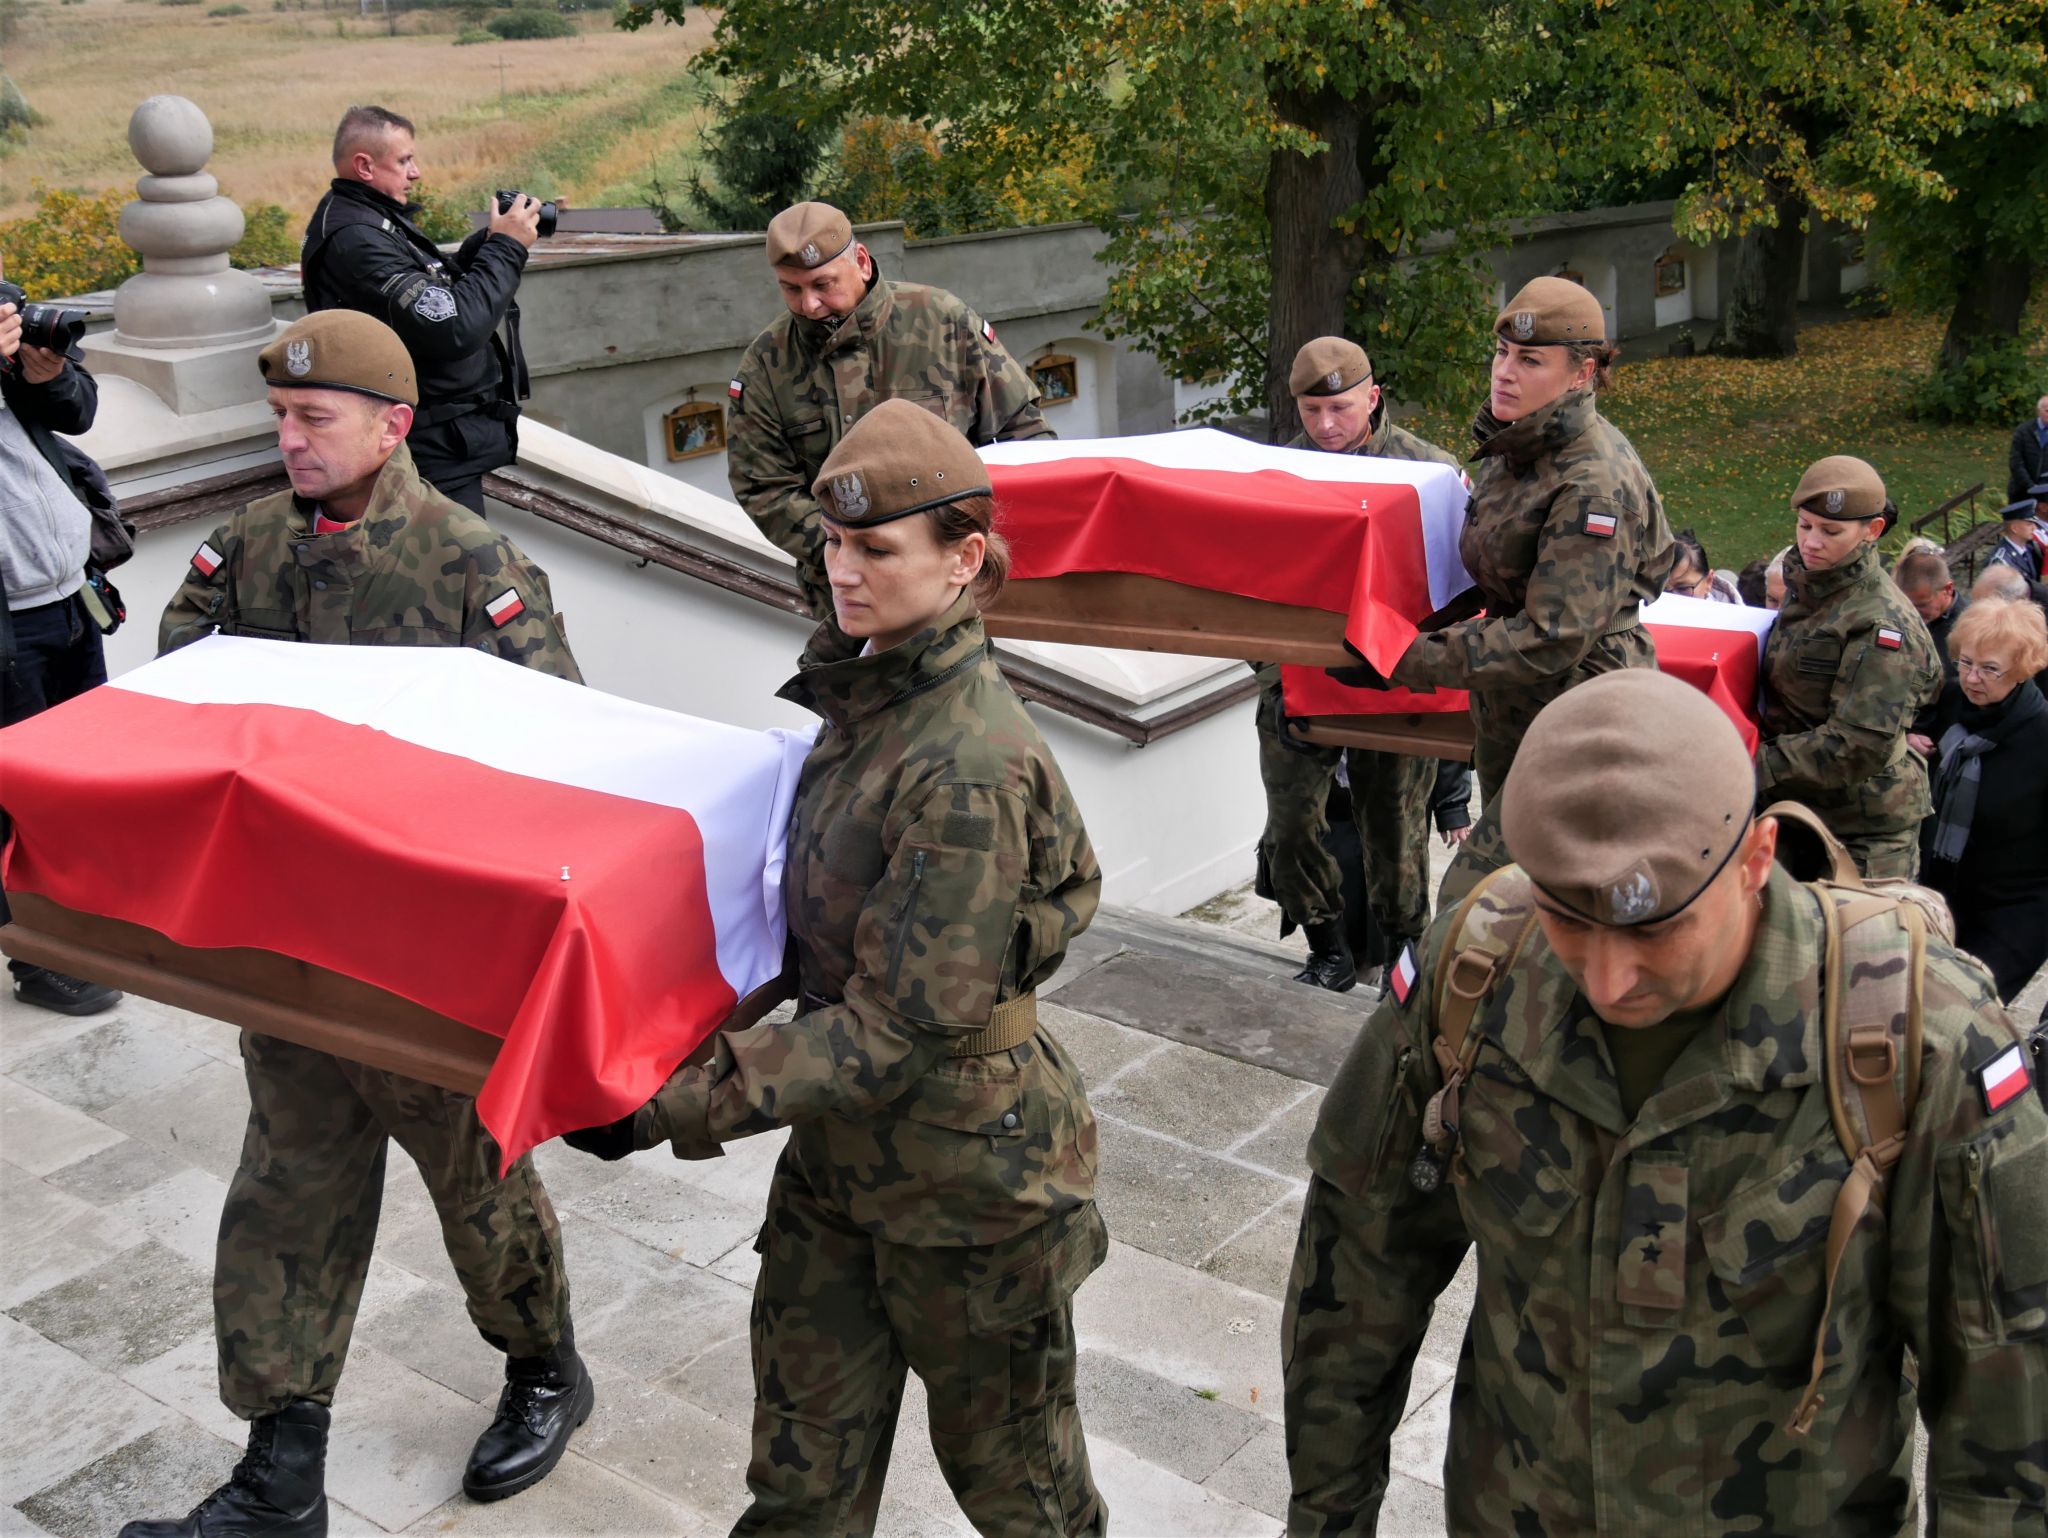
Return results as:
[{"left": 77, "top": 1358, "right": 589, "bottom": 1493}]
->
[
  {"left": 1583, "top": 511, "right": 1618, "bottom": 539},
  {"left": 1975, "top": 1043, "right": 2032, "bottom": 1115},
  {"left": 1875, "top": 627, "right": 1904, "bottom": 651},
  {"left": 1389, "top": 944, "right": 1419, "bottom": 1006},
  {"left": 981, "top": 319, "right": 998, "bottom": 345},
  {"left": 485, "top": 589, "right": 526, "bottom": 629},
  {"left": 727, "top": 378, "right": 744, "bottom": 401},
  {"left": 190, "top": 541, "right": 224, "bottom": 577}
]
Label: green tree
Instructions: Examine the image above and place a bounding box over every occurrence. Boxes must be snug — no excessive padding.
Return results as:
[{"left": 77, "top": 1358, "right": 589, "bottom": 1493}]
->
[
  {"left": 666, "top": 98, "right": 834, "bottom": 231},
  {"left": 1586, "top": 0, "right": 2046, "bottom": 357}
]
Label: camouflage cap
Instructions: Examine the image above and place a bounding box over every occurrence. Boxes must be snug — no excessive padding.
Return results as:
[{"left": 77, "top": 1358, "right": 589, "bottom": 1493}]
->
[
  {"left": 1791, "top": 454, "right": 1886, "bottom": 521},
  {"left": 812, "top": 398, "right": 993, "bottom": 528},
  {"left": 1501, "top": 669, "right": 1755, "bottom": 928},
  {"left": 766, "top": 201, "right": 855, "bottom": 270},
  {"left": 258, "top": 310, "right": 418, "bottom": 406},
  {"left": 1289, "top": 336, "right": 1373, "bottom": 398},
  {"left": 1495, "top": 276, "right": 1606, "bottom": 345}
]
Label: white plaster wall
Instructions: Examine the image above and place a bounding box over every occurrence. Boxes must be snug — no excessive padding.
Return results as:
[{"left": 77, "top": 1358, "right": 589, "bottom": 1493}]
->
[{"left": 1841, "top": 262, "right": 1869, "bottom": 293}]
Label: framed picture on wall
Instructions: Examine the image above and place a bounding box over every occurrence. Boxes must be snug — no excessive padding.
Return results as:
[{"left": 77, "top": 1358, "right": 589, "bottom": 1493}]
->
[
  {"left": 1032, "top": 353, "right": 1078, "bottom": 406},
  {"left": 664, "top": 400, "right": 727, "bottom": 462},
  {"left": 1655, "top": 250, "right": 1687, "bottom": 296}
]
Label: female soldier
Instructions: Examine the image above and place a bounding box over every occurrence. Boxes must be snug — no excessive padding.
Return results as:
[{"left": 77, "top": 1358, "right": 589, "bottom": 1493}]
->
[
  {"left": 1758, "top": 455, "right": 1941, "bottom": 878},
  {"left": 1346, "top": 276, "right": 1674, "bottom": 902},
  {"left": 567, "top": 399, "right": 1107, "bottom": 1538}
]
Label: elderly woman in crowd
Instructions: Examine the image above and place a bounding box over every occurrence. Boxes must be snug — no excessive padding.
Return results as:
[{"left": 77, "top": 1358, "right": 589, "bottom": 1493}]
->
[{"left": 1920, "top": 596, "right": 2048, "bottom": 1002}]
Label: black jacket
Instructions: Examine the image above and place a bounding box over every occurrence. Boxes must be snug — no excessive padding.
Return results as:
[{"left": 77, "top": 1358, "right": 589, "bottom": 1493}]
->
[
  {"left": 1911, "top": 592, "right": 1970, "bottom": 735},
  {"left": 301, "top": 180, "right": 528, "bottom": 420},
  {"left": 1921, "top": 678, "right": 2048, "bottom": 1001},
  {"left": 1, "top": 341, "right": 98, "bottom": 475},
  {"left": 2010, "top": 416, "right": 2048, "bottom": 503}
]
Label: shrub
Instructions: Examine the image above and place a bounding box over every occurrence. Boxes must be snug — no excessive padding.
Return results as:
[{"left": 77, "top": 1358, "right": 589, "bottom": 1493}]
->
[
  {"left": 231, "top": 199, "right": 298, "bottom": 268},
  {"left": 453, "top": 23, "right": 492, "bottom": 41},
  {"left": 410, "top": 188, "right": 474, "bottom": 243},
  {"left": 208, "top": 3, "right": 249, "bottom": 12},
  {"left": 485, "top": 6, "right": 573, "bottom": 38},
  {"left": 1911, "top": 336, "right": 2045, "bottom": 427},
  {"left": 0, "top": 184, "right": 138, "bottom": 297},
  {"left": 0, "top": 74, "right": 42, "bottom": 133}
]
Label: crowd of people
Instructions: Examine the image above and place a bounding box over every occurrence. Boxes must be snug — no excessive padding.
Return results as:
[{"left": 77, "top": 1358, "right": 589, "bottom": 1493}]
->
[{"left": 2, "top": 100, "right": 2045, "bottom": 1538}]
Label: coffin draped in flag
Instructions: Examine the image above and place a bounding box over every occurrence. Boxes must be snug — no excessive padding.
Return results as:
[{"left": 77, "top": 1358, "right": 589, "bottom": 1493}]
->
[
  {"left": 0, "top": 637, "right": 812, "bottom": 1167},
  {"left": 1278, "top": 591, "right": 1776, "bottom": 750},
  {"left": 980, "top": 429, "right": 1474, "bottom": 672}
]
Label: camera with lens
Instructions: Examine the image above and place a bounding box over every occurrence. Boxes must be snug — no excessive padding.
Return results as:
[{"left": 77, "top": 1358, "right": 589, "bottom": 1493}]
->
[
  {"left": 494, "top": 189, "right": 559, "bottom": 239},
  {"left": 0, "top": 281, "right": 89, "bottom": 355}
]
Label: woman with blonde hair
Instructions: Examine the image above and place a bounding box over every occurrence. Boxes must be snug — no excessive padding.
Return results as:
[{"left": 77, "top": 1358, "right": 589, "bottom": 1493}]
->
[{"left": 1920, "top": 596, "right": 2048, "bottom": 1001}]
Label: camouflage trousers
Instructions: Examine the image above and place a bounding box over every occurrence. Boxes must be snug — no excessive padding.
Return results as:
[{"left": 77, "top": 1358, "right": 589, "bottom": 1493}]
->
[
  {"left": 1257, "top": 725, "right": 1435, "bottom": 940},
  {"left": 1841, "top": 825, "right": 1921, "bottom": 882},
  {"left": 736, "top": 1144, "right": 1108, "bottom": 1538},
  {"left": 214, "top": 1031, "right": 570, "bottom": 1418}
]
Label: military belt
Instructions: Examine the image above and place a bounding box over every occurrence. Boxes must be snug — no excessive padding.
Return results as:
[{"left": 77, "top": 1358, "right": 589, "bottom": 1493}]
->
[{"left": 796, "top": 990, "right": 1040, "bottom": 1055}]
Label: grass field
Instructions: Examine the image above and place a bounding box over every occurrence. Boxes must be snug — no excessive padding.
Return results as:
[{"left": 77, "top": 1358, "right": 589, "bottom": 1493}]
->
[
  {"left": 0, "top": 0, "right": 717, "bottom": 222},
  {"left": 1405, "top": 310, "right": 2023, "bottom": 571}
]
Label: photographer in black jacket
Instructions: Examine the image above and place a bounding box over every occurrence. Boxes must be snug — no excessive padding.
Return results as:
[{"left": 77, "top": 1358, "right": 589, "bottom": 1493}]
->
[
  {"left": 301, "top": 104, "right": 541, "bottom": 512},
  {"left": 0, "top": 276, "right": 123, "bottom": 1017}
]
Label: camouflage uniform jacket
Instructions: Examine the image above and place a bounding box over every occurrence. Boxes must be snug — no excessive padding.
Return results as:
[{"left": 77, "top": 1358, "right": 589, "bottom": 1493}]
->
[
  {"left": 647, "top": 593, "right": 1103, "bottom": 1247},
  {"left": 726, "top": 268, "right": 1053, "bottom": 615},
  {"left": 1284, "top": 863, "right": 2048, "bottom": 1537},
  {"left": 157, "top": 443, "right": 581, "bottom": 681},
  {"left": 1759, "top": 543, "right": 1940, "bottom": 840},
  {"left": 1256, "top": 410, "right": 1464, "bottom": 722},
  {"left": 1388, "top": 390, "right": 1674, "bottom": 780}
]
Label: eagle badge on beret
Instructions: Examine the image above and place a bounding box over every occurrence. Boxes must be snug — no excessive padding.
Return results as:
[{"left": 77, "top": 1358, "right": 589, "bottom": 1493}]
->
[
  {"left": 799, "top": 242, "right": 821, "bottom": 267},
  {"left": 1607, "top": 865, "right": 1660, "bottom": 925},
  {"left": 828, "top": 472, "right": 870, "bottom": 520},
  {"left": 285, "top": 340, "right": 312, "bottom": 377},
  {"left": 1824, "top": 488, "right": 1845, "bottom": 515},
  {"left": 1513, "top": 311, "right": 1535, "bottom": 341},
  {"left": 1326, "top": 370, "right": 1344, "bottom": 391}
]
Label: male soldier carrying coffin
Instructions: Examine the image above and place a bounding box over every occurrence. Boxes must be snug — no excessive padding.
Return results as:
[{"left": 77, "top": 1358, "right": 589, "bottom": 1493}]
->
[
  {"left": 1256, "top": 337, "right": 1472, "bottom": 990},
  {"left": 1283, "top": 668, "right": 2048, "bottom": 1537},
  {"left": 125, "top": 312, "right": 588, "bottom": 1538},
  {"left": 726, "top": 199, "right": 1053, "bottom": 619},
  {"left": 301, "top": 104, "right": 540, "bottom": 514}
]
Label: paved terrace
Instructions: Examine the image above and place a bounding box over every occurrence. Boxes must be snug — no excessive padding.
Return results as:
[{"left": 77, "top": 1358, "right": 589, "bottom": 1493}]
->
[{"left": 4, "top": 875, "right": 2037, "bottom": 1537}]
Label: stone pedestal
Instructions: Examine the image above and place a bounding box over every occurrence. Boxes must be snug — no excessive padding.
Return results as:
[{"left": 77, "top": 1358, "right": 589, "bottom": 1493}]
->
[{"left": 82, "top": 94, "right": 283, "bottom": 411}]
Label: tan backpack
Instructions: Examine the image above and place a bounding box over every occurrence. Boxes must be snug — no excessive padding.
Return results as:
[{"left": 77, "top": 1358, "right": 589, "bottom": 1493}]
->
[{"left": 1412, "top": 801, "right": 1949, "bottom": 1439}]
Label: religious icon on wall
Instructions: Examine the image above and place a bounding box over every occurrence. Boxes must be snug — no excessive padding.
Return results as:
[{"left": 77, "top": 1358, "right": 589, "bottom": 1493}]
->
[
  {"left": 1654, "top": 248, "right": 1687, "bottom": 296},
  {"left": 1032, "top": 354, "right": 1078, "bottom": 405},
  {"left": 665, "top": 399, "right": 726, "bottom": 462}
]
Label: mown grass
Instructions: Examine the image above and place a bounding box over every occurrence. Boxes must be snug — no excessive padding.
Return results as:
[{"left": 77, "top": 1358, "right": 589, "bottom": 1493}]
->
[
  {"left": 0, "top": 0, "right": 715, "bottom": 221},
  {"left": 1403, "top": 310, "right": 2027, "bottom": 571}
]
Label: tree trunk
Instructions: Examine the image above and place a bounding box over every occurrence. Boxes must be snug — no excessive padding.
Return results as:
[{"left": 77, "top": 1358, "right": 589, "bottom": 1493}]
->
[
  {"left": 1263, "top": 84, "right": 1368, "bottom": 444},
  {"left": 1716, "top": 187, "right": 1808, "bottom": 358},
  {"left": 1937, "top": 251, "right": 2035, "bottom": 373}
]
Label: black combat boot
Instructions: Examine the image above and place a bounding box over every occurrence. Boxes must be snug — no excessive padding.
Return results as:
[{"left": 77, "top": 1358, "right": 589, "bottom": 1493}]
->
[
  {"left": 462, "top": 1323, "right": 595, "bottom": 1502},
  {"left": 118, "top": 1399, "right": 328, "bottom": 1538},
  {"left": 1292, "top": 920, "right": 1357, "bottom": 993}
]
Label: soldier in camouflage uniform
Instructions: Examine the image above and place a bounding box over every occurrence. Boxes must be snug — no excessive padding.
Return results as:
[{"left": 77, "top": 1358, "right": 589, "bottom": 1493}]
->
[
  {"left": 1257, "top": 337, "right": 1471, "bottom": 990},
  {"left": 726, "top": 200, "right": 1053, "bottom": 620},
  {"left": 1339, "top": 278, "right": 1674, "bottom": 905},
  {"left": 569, "top": 400, "right": 1107, "bottom": 1537},
  {"left": 125, "top": 313, "right": 588, "bottom": 1538},
  {"left": 1284, "top": 669, "right": 2048, "bottom": 1537},
  {"left": 1759, "top": 456, "right": 1941, "bottom": 880}
]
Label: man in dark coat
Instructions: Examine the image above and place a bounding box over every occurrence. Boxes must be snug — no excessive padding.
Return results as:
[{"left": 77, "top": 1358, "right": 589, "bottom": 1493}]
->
[
  {"left": 301, "top": 104, "right": 540, "bottom": 513},
  {"left": 2009, "top": 393, "right": 2048, "bottom": 503}
]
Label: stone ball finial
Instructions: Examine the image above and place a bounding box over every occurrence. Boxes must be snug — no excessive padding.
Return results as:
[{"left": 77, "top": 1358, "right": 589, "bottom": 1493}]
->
[{"left": 128, "top": 95, "right": 213, "bottom": 178}]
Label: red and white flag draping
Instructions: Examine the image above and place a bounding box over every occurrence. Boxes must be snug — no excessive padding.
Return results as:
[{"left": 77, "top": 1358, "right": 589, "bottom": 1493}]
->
[
  {"left": 1280, "top": 591, "right": 1777, "bottom": 750},
  {"left": 980, "top": 429, "right": 1475, "bottom": 672},
  {"left": 0, "top": 637, "right": 813, "bottom": 1167}
]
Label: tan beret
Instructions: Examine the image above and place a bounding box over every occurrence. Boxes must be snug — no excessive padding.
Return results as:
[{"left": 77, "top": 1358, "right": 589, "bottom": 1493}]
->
[
  {"left": 812, "top": 399, "right": 993, "bottom": 528},
  {"left": 766, "top": 201, "right": 855, "bottom": 270},
  {"left": 1496, "top": 276, "right": 1606, "bottom": 346},
  {"left": 258, "top": 310, "right": 417, "bottom": 406},
  {"left": 1791, "top": 455, "right": 1887, "bottom": 521},
  {"left": 1500, "top": 670, "right": 1755, "bottom": 927},
  {"left": 1289, "top": 337, "right": 1373, "bottom": 398}
]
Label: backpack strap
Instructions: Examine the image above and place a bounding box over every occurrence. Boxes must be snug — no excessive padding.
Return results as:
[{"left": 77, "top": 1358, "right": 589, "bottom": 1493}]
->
[
  {"left": 1760, "top": 800, "right": 1863, "bottom": 887},
  {"left": 1410, "top": 868, "right": 1543, "bottom": 1184},
  {"left": 1787, "top": 882, "right": 1925, "bottom": 1437}
]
